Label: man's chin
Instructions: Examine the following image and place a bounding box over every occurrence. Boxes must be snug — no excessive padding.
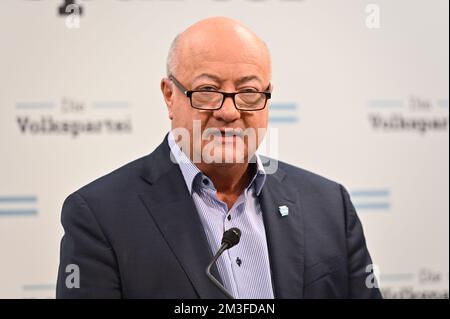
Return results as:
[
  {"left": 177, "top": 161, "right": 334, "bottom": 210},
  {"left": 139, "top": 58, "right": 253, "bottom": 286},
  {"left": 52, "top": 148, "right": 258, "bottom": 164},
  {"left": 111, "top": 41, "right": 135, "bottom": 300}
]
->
[{"left": 199, "top": 146, "right": 249, "bottom": 165}]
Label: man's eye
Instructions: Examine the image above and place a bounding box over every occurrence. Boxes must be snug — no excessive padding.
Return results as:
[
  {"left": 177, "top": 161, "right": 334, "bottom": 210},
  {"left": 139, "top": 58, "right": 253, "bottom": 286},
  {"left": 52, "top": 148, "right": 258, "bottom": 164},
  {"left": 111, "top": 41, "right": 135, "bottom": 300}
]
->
[
  {"left": 239, "top": 88, "right": 258, "bottom": 93},
  {"left": 198, "top": 86, "right": 217, "bottom": 91}
]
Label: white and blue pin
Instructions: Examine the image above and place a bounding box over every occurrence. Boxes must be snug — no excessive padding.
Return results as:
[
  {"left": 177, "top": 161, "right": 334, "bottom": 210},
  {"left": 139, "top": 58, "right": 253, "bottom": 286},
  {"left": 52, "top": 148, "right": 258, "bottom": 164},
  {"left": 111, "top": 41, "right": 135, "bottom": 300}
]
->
[{"left": 278, "top": 205, "right": 289, "bottom": 217}]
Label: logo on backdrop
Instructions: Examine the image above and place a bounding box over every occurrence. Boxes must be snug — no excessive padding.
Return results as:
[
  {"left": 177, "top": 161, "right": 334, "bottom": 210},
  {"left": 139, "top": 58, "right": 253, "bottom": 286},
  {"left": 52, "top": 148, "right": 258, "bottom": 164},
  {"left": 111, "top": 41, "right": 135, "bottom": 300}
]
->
[
  {"left": 379, "top": 268, "right": 449, "bottom": 299},
  {"left": 58, "top": 0, "right": 83, "bottom": 16},
  {"left": 15, "top": 98, "right": 132, "bottom": 138},
  {"left": 367, "top": 96, "right": 448, "bottom": 135}
]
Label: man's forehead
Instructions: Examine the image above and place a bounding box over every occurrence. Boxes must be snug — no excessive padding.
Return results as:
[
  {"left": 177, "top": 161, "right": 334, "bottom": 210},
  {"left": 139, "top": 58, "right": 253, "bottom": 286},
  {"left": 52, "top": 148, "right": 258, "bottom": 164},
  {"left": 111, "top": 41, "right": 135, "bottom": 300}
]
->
[
  {"left": 180, "top": 45, "right": 271, "bottom": 78},
  {"left": 184, "top": 41, "right": 267, "bottom": 63},
  {"left": 192, "top": 73, "right": 264, "bottom": 85}
]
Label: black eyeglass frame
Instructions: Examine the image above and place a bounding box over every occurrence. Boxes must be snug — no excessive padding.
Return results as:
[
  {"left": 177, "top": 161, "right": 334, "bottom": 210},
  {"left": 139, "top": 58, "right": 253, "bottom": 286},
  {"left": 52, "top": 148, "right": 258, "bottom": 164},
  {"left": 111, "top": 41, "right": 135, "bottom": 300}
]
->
[{"left": 169, "top": 75, "right": 271, "bottom": 111}]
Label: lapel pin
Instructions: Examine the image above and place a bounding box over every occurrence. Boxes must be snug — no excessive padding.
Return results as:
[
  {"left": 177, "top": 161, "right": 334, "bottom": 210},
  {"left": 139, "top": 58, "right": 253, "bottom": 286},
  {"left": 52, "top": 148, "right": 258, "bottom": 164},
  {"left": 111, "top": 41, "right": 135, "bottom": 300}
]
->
[{"left": 278, "top": 205, "right": 289, "bottom": 217}]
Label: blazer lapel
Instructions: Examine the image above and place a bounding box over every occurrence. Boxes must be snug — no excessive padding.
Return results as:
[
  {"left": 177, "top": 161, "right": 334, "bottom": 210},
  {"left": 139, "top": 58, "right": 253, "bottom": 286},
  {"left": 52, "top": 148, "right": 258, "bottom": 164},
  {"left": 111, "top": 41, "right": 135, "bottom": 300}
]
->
[
  {"left": 138, "top": 138, "right": 226, "bottom": 299},
  {"left": 258, "top": 164, "right": 305, "bottom": 298}
]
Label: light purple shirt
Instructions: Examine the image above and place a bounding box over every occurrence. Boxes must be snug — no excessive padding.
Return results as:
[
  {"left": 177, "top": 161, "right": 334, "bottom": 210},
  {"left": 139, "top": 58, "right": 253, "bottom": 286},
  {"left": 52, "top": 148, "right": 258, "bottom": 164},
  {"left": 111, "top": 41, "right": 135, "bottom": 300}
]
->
[{"left": 168, "top": 132, "right": 274, "bottom": 299}]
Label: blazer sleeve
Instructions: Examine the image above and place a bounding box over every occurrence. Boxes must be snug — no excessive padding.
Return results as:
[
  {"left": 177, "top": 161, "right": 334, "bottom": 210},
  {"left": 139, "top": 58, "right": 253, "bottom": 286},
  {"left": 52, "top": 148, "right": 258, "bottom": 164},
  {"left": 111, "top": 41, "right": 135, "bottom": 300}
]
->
[
  {"left": 56, "top": 192, "right": 121, "bottom": 298},
  {"left": 340, "top": 184, "right": 383, "bottom": 299}
]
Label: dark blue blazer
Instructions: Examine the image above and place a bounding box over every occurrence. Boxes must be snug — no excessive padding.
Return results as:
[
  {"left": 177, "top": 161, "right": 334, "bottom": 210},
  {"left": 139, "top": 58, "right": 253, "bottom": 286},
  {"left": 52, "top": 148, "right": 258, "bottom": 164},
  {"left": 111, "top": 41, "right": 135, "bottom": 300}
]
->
[{"left": 56, "top": 136, "right": 382, "bottom": 299}]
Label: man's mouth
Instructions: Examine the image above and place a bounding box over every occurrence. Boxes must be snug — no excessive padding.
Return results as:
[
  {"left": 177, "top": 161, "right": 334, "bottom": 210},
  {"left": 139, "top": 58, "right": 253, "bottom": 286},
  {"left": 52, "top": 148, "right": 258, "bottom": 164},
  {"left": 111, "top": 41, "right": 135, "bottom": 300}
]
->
[{"left": 219, "top": 128, "right": 244, "bottom": 138}]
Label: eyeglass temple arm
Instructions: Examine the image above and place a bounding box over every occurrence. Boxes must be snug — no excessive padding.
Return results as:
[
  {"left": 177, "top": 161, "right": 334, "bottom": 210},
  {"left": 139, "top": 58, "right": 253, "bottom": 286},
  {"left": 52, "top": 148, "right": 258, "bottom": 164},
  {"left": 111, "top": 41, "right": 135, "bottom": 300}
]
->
[{"left": 169, "top": 75, "right": 190, "bottom": 96}]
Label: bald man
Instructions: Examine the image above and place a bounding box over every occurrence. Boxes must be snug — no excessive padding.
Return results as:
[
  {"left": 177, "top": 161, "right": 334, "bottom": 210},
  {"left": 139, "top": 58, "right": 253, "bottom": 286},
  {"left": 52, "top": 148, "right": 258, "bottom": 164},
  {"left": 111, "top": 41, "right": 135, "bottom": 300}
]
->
[{"left": 56, "top": 17, "right": 382, "bottom": 299}]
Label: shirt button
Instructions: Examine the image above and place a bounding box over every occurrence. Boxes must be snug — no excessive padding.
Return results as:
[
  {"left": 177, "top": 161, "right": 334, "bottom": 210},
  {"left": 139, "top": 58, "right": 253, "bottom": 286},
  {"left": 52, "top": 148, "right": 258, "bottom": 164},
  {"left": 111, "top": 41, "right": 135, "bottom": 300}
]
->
[
  {"left": 227, "top": 215, "right": 231, "bottom": 221},
  {"left": 236, "top": 257, "right": 242, "bottom": 267}
]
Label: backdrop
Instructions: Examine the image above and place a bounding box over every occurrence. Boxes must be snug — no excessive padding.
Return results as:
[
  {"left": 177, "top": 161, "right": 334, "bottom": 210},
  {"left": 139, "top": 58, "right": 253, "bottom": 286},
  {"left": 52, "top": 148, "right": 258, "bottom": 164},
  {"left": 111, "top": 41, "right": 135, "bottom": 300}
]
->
[{"left": 0, "top": 0, "right": 448, "bottom": 298}]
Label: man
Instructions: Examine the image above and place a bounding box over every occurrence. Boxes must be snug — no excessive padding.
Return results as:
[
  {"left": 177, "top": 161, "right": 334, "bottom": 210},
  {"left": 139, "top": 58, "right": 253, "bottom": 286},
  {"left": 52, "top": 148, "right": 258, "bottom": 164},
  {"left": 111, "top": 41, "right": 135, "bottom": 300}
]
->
[{"left": 56, "top": 17, "right": 382, "bottom": 299}]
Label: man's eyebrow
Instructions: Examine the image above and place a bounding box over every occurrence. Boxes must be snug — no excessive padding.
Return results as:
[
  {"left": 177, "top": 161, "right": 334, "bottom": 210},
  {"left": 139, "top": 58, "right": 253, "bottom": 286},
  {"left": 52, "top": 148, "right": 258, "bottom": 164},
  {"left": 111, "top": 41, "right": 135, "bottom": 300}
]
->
[
  {"left": 193, "top": 73, "right": 223, "bottom": 83},
  {"left": 235, "top": 75, "right": 262, "bottom": 86}
]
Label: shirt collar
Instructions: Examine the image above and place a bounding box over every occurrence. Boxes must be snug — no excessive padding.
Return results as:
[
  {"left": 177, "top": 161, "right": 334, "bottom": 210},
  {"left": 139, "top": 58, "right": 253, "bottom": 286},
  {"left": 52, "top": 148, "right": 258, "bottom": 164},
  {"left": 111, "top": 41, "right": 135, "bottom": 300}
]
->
[{"left": 167, "top": 131, "right": 266, "bottom": 195}]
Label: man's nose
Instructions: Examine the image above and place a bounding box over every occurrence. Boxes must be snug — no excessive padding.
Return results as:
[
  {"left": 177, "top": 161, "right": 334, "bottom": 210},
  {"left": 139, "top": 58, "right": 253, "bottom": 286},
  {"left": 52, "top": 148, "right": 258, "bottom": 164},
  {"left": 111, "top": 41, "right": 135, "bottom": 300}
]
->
[{"left": 213, "top": 96, "right": 241, "bottom": 122}]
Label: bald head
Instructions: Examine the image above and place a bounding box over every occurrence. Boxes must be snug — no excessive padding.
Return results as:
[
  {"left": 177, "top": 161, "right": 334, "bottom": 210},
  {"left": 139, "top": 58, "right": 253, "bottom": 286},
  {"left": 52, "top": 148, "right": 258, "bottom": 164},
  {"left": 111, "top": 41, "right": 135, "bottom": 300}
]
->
[{"left": 166, "top": 17, "right": 271, "bottom": 79}]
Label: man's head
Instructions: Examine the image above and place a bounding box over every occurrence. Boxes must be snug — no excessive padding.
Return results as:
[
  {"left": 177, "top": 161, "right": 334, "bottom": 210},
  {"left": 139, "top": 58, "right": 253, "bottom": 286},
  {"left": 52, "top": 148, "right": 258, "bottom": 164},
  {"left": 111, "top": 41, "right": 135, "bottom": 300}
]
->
[{"left": 161, "top": 17, "right": 272, "bottom": 165}]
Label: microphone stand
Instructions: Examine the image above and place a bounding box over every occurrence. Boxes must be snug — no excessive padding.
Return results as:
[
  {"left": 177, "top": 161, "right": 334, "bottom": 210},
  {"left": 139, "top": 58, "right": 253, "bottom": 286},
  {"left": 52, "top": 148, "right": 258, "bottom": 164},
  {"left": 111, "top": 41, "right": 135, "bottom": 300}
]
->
[{"left": 205, "top": 243, "right": 234, "bottom": 299}]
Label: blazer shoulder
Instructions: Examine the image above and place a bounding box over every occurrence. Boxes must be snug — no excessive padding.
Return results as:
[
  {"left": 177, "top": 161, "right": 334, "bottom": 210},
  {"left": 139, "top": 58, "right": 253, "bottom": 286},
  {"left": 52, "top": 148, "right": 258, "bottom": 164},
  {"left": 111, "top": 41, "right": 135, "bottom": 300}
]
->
[
  {"left": 276, "top": 159, "right": 341, "bottom": 190},
  {"left": 73, "top": 154, "right": 150, "bottom": 200}
]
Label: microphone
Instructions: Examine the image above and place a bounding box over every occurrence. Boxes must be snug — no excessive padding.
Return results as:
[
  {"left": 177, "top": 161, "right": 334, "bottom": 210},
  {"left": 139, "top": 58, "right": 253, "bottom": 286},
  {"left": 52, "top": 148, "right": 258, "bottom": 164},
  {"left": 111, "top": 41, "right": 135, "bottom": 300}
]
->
[{"left": 206, "top": 227, "right": 241, "bottom": 299}]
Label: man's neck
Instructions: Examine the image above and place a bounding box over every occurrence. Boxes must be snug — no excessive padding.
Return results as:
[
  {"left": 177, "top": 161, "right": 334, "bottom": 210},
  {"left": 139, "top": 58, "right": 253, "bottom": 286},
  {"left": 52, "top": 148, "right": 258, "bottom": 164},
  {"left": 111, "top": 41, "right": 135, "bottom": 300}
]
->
[{"left": 197, "top": 162, "right": 253, "bottom": 195}]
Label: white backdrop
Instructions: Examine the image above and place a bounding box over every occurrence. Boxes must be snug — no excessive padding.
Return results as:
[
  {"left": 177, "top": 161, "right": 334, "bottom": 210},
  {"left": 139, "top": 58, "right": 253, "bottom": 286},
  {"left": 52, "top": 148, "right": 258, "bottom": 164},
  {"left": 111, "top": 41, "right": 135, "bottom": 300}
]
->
[{"left": 0, "top": 0, "right": 448, "bottom": 298}]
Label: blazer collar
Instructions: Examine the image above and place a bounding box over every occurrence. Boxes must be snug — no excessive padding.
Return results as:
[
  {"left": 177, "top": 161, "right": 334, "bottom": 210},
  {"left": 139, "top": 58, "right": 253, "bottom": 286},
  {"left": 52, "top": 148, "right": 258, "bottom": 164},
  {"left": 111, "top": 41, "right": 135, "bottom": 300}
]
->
[
  {"left": 258, "top": 157, "right": 305, "bottom": 298},
  {"left": 139, "top": 135, "right": 226, "bottom": 298}
]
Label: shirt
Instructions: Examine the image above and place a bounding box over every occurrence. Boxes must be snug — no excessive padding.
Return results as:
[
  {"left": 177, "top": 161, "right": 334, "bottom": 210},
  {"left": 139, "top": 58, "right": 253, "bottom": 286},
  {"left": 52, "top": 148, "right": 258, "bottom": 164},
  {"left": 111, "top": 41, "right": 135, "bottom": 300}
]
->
[{"left": 167, "top": 132, "right": 274, "bottom": 299}]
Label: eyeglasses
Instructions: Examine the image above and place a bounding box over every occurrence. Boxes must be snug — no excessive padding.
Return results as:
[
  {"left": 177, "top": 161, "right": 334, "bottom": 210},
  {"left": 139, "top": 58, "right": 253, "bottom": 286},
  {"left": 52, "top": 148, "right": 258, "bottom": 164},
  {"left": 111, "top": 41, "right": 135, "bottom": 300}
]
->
[{"left": 169, "top": 75, "right": 271, "bottom": 111}]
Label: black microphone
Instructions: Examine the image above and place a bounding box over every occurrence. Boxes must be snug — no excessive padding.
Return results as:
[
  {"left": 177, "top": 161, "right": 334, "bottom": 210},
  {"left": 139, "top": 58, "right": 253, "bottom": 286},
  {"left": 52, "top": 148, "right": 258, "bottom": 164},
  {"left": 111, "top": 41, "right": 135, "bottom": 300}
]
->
[{"left": 206, "top": 227, "right": 241, "bottom": 299}]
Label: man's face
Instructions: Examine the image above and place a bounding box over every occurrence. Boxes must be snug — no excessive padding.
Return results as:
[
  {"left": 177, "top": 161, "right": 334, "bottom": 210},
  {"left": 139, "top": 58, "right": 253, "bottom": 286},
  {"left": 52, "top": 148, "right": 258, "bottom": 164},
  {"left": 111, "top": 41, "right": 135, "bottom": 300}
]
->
[{"left": 163, "top": 25, "right": 271, "bottom": 165}]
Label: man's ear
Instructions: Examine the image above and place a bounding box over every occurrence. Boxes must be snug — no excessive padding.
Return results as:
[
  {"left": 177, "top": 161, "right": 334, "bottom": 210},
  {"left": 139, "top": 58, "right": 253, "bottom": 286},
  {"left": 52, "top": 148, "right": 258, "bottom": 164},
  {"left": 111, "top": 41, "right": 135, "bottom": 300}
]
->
[{"left": 161, "top": 77, "right": 174, "bottom": 120}]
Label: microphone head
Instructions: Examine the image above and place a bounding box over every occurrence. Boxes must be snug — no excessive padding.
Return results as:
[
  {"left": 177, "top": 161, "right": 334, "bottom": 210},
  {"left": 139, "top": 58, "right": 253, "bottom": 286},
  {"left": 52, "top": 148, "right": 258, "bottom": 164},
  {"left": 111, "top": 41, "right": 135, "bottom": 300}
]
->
[{"left": 221, "top": 228, "right": 241, "bottom": 249}]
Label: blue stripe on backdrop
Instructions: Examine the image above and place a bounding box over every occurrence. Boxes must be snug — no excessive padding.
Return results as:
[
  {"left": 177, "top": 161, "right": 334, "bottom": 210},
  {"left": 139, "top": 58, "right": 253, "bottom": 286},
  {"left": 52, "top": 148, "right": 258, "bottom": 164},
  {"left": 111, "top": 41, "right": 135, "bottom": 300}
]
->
[
  {"left": 0, "top": 196, "right": 37, "bottom": 202},
  {"left": 350, "top": 190, "right": 390, "bottom": 197},
  {"left": 16, "top": 102, "right": 55, "bottom": 110},
  {"left": 269, "top": 103, "right": 298, "bottom": 124},
  {"left": 350, "top": 189, "right": 390, "bottom": 212},
  {"left": 0, "top": 210, "right": 38, "bottom": 217},
  {"left": 22, "top": 284, "right": 56, "bottom": 291},
  {"left": 0, "top": 196, "right": 38, "bottom": 217},
  {"left": 269, "top": 103, "right": 297, "bottom": 111},
  {"left": 437, "top": 99, "right": 449, "bottom": 108},
  {"left": 269, "top": 116, "right": 298, "bottom": 123}
]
